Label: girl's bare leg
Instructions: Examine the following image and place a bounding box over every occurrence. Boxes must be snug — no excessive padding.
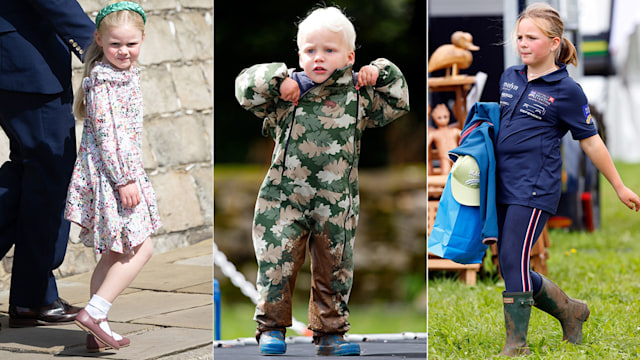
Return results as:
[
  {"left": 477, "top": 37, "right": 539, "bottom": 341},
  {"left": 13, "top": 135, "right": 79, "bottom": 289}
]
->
[{"left": 90, "top": 238, "right": 154, "bottom": 302}]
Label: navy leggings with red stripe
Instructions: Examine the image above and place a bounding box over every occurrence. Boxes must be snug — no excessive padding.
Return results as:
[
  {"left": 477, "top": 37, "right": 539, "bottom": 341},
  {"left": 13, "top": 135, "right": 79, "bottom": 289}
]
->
[{"left": 497, "top": 204, "right": 549, "bottom": 293}]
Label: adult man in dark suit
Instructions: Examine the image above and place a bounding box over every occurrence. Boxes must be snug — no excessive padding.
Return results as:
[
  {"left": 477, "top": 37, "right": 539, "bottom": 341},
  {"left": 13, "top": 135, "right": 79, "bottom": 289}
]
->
[{"left": 0, "top": 0, "right": 95, "bottom": 328}]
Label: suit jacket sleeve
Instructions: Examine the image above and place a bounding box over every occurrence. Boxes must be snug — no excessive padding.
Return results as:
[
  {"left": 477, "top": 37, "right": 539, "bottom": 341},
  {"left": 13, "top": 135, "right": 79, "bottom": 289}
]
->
[
  {"left": 0, "top": 0, "right": 94, "bottom": 94},
  {"left": 26, "top": 0, "right": 95, "bottom": 61}
]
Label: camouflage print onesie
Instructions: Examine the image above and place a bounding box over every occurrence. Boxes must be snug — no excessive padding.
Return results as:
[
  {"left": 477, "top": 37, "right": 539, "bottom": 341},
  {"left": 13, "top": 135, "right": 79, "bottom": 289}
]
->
[{"left": 235, "top": 58, "right": 409, "bottom": 335}]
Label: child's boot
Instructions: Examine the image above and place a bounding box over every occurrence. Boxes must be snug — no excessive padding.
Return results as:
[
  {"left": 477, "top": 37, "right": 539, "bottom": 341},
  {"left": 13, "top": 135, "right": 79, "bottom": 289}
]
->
[
  {"left": 258, "top": 329, "right": 286, "bottom": 355},
  {"left": 499, "top": 291, "right": 534, "bottom": 357},
  {"left": 314, "top": 332, "right": 360, "bottom": 356},
  {"left": 533, "top": 273, "right": 590, "bottom": 344}
]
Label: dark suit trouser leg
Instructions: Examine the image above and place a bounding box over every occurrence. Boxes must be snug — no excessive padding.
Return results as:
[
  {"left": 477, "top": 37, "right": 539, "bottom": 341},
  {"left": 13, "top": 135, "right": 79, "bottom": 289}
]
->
[{"left": 0, "top": 89, "right": 76, "bottom": 307}]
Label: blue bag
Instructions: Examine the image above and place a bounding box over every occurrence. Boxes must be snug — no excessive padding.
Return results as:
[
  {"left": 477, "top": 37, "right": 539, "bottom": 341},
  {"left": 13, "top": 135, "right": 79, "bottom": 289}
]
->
[{"left": 428, "top": 173, "right": 488, "bottom": 264}]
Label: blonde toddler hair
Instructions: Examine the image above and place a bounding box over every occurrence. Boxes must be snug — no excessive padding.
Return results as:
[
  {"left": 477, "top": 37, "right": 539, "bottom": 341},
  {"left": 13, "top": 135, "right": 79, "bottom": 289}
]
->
[{"left": 296, "top": 6, "right": 356, "bottom": 52}]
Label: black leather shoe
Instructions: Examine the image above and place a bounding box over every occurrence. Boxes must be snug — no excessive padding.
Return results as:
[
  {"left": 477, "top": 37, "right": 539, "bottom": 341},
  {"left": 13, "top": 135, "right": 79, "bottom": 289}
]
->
[{"left": 9, "top": 298, "right": 82, "bottom": 327}]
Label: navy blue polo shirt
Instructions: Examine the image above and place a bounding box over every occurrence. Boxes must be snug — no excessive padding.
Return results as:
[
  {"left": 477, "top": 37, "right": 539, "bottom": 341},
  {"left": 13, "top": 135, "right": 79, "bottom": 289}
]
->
[{"left": 496, "top": 64, "right": 598, "bottom": 214}]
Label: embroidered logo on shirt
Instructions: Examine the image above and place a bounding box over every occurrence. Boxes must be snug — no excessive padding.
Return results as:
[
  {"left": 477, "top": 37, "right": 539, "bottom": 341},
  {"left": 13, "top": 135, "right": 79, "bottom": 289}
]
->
[
  {"left": 502, "top": 82, "right": 519, "bottom": 91},
  {"left": 528, "top": 90, "right": 555, "bottom": 106},
  {"left": 583, "top": 104, "right": 592, "bottom": 124},
  {"left": 522, "top": 103, "right": 546, "bottom": 116}
]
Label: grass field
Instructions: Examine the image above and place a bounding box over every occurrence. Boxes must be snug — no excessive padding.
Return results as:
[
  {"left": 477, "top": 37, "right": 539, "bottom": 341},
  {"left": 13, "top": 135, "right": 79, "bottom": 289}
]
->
[{"left": 428, "top": 162, "right": 640, "bottom": 359}]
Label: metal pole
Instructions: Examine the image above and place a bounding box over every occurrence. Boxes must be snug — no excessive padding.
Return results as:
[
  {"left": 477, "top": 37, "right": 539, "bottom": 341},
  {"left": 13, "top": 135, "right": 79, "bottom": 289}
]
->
[
  {"left": 214, "top": 278, "right": 221, "bottom": 341},
  {"left": 503, "top": 0, "right": 522, "bottom": 69}
]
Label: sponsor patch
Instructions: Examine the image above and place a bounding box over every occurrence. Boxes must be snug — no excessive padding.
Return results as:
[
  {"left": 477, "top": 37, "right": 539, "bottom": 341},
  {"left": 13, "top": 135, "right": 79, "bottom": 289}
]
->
[
  {"left": 583, "top": 104, "right": 592, "bottom": 124},
  {"left": 520, "top": 108, "right": 542, "bottom": 120},
  {"left": 502, "top": 82, "right": 519, "bottom": 91},
  {"left": 528, "top": 90, "right": 554, "bottom": 106},
  {"left": 522, "top": 103, "right": 546, "bottom": 116}
]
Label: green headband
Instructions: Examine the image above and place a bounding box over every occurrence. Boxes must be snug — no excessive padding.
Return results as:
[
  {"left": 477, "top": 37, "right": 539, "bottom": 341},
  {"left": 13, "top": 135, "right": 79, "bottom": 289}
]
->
[{"left": 95, "top": 1, "right": 146, "bottom": 29}]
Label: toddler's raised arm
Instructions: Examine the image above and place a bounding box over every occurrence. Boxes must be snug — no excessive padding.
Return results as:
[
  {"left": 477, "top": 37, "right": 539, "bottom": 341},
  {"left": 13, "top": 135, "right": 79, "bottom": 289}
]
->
[
  {"left": 235, "top": 62, "right": 291, "bottom": 119},
  {"left": 359, "top": 58, "right": 410, "bottom": 128}
]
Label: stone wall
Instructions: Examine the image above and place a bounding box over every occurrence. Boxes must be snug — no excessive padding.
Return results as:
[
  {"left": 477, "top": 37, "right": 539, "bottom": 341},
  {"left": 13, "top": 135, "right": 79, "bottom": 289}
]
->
[{"left": 0, "top": 0, "right": 213, "bottom": 290}]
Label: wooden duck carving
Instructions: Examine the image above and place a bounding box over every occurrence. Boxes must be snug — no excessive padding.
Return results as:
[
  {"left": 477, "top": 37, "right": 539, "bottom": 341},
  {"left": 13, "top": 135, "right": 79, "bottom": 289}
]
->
[{"left": 428, "top": 31, "right": 479, "bottom": 77}]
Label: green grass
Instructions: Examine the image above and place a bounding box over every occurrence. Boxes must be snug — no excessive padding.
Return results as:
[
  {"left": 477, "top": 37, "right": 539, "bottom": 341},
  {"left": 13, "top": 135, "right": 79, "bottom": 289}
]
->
[
  {"left": 214, "top": 163, "right": 268, "bottom": 181},
  {"left": 428, "top": 162, "right": 640, "bottom": 359},
  {"left": 217, "top": 298, "right": 426, "bottom": 340}
]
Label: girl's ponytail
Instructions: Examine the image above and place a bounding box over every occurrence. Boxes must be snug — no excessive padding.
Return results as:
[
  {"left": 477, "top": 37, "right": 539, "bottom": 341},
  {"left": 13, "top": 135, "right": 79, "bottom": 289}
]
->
[{"left": 556, "top": 37, "right": 578, "bottom": 67}]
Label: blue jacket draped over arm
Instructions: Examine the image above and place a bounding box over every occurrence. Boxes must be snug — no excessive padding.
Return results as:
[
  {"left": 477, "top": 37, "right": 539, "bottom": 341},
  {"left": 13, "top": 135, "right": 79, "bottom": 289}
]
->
[{"left": 449, "top": 102, "right": 500, "bottom": 245}]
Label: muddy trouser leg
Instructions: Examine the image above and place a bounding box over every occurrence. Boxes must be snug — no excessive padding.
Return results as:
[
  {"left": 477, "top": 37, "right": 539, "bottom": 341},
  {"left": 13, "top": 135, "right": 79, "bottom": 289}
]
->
[
  {"left": 252, "top": 197, "right": 309, "bottom": 338},
  {"left": 307, "top": 213, "right": 356, "bottom": 335}
]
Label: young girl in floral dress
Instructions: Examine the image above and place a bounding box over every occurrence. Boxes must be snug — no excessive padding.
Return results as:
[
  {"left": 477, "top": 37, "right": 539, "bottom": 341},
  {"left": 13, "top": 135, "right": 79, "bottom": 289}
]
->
[{"left": 64, "top": 1, "right": 161, "bottom": 352}]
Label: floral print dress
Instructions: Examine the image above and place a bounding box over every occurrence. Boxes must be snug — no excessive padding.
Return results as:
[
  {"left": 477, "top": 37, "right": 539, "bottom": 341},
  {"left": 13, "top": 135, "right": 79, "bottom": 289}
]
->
[{"left": 65, "top": 62, "right": 161, "bottom": 254}]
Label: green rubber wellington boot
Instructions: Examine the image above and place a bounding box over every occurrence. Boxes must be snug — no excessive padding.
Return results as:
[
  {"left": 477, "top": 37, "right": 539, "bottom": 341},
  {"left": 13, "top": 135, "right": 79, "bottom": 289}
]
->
[
  {"left": 499, "top": 291, "right": 534, "bottom": 357},
  {"left": 533, "top": 274, "right": 590, "bottom": 344}
]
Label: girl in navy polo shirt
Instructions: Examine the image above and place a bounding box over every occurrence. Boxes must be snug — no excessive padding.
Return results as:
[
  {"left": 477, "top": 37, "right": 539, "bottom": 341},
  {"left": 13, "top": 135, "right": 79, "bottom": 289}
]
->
[{"left": 495, "top": 3, "right": 640, "bottom": 357}]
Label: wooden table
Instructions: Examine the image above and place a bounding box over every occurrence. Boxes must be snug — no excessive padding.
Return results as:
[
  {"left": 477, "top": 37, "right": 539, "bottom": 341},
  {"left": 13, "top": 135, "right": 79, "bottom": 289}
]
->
[{"left": 427, "top": 174, "right": 447, "bottom": 199}]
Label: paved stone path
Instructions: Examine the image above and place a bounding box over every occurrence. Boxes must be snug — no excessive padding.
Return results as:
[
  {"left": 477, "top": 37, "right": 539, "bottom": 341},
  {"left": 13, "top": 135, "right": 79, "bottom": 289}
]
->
[{"left": 0, "top": 239, "right": 213, "bottom": 359}]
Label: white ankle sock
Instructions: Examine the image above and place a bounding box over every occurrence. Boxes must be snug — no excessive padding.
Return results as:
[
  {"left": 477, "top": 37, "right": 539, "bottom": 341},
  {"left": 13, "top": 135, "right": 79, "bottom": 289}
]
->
[
  {"left": 85, "top": 295, "right": 123, "bottom": 341},
  {"left": 98, "top": 319, "right": 123, "bottom": 341},
  {"left": 86, "top": 294, "right": 111, "bottom": 318}
]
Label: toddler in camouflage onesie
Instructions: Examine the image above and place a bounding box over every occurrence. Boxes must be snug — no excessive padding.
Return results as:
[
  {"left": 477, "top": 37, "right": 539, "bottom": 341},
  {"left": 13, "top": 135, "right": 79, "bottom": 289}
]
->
[{"left": 235, "top": 6, "right": 409, "bottom": 356}]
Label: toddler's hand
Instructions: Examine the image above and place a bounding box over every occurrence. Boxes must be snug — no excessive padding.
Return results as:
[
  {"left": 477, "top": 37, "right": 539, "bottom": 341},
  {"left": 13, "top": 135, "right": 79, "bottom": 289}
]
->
[
  {"left": 119, "top": 182, "right": 140, "bottom": 208},
  {"left": 357, "top": 65, "right": 379, "bottom": 89},
  {"left": 279, "top": 77, "right": 300, "bottom": 104}
]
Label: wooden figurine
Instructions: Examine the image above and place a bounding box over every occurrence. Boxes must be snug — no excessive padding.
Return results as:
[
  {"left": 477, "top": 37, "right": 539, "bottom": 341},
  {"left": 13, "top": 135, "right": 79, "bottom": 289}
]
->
[
  {"left": 428, "top": 31, "right": 479, "bottom": 77},
  {"left": 428, "top": 104, "right": 461, "bottom": 175}
]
